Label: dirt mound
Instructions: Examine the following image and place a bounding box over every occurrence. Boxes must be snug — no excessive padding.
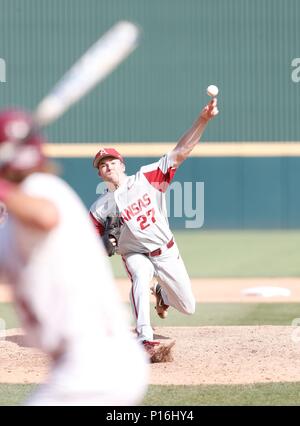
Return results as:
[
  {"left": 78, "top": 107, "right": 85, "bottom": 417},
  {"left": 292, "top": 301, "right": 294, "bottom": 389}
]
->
[
  {"left": 0, "top": 329, "right": 48, "bottom": 384},
  {"left": 151, "top": 326, "right": 300, "bottom": 385},
  {"left": 1, "top": 326, "right": 300, "bottom": 385}
]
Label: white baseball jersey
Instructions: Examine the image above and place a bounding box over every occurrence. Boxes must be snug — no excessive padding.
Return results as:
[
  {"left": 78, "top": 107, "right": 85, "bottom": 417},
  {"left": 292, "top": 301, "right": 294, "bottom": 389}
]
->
[
  {"left": 0, "top": 172, "right": 148, "bottom": 405},
  {"left": 90, "top": 153, "right": 177, "bottom": 254},
  {"left": 90, "top": 153, "right": 196, "bottom": 345}
]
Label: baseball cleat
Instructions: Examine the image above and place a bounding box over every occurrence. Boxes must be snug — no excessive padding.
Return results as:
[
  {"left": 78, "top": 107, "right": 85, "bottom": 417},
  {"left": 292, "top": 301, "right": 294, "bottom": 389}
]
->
[
  {"left": 142, "top": 340, "right": 175, "bottom": 363},
  {"left": 151, "top": 283, "right": 169, "bottom": 319},
  {"left": 142, "top": 340, "right": 160, "bottom": 358}
]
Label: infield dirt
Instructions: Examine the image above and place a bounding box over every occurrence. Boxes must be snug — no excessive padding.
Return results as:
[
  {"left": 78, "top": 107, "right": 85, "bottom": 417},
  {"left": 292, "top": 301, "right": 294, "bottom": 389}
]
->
[
  {"left": 2, "top": 277, "right": 300, "bottom": 303},
  {"left": 0, "top": 278, "right": 300, "bottom": 385},
  {"left": 1, "top": 325, "right": 300, "bottom": 385},
  {"left": 1, "top": 278, "right": 300, "bottom": 385}
]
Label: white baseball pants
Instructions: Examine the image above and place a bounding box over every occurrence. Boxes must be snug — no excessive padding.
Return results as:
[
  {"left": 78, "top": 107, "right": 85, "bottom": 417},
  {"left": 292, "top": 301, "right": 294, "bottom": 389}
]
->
[{"left": 122, "top": 241, "right": 195, "bottom": 342}]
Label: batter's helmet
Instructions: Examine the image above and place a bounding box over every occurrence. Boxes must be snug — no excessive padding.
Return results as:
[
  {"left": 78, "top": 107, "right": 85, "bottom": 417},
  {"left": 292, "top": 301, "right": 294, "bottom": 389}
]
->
[{"left": 0, "top": 108, "right": 45, "bottom": 171}]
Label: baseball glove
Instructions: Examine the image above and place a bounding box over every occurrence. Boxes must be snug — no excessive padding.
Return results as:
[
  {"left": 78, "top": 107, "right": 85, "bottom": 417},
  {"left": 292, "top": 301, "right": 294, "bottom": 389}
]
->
[{"left": 103, "top": 214, "right": 122, "bottom": 257}]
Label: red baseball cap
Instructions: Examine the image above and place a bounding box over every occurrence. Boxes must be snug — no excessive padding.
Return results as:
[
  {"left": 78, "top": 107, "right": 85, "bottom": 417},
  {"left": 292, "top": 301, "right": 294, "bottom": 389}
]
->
[{"left": 93, "top": 147, "right": 124, "bottom": 168}]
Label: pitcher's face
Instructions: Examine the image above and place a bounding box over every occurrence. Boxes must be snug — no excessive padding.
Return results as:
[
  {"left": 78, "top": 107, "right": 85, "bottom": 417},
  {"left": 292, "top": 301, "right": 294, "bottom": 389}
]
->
[{"left": 98, "top": 156, "right": 126, "bottom": 185}]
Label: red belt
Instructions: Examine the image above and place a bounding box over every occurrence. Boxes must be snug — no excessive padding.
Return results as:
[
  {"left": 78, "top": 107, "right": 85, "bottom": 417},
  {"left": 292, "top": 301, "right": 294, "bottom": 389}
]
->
[{"left": 145, "top": 238, "right": 174, "bottom": 257}]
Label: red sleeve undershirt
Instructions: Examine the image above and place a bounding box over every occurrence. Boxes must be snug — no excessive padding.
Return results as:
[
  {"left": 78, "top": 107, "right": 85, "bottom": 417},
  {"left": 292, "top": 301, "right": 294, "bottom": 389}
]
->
[{"left": 89, "top": 211, "right": 105, "bottom": 236}]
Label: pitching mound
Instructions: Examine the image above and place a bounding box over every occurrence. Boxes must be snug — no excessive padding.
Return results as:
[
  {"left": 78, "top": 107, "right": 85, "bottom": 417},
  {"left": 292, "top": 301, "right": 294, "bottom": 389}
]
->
[
  {"left": 0, "top": 329, "right": 48, "bottom": 384},
  {"left": 1, "top": 326, "right": 300, "bottom": 385},
  {"left": 151, "top": 326, "right": 300, "bottom": 385}
]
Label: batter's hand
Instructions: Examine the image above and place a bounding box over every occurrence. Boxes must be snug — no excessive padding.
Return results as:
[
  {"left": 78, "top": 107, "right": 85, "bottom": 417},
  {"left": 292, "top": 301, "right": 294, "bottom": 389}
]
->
[{"left": 201, "top": 98, "right": 219, "bottom": 122}]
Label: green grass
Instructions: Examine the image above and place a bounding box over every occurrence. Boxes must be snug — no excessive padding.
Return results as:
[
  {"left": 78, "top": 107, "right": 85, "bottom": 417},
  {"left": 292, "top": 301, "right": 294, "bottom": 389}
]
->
[
  {"left": 0, "top": 303, "right": 19, "bottom": 329},
  {"left": 143, "top": 383, "right": 300, "bottom": 406},
  {"left": 1, "top": 382, "right": 300, "bottom": 406},
  {"left": 2, "top": 302, "right": 300, "bottom": 329},
  {"left": 150, "top": 302, "right": 300, "bottom": 326},
  {"left": 110, "top": 230, "right": 300, "bottom": 278},
  {"left": 0, "top": 384, "right": 36, "bottom": 406}
]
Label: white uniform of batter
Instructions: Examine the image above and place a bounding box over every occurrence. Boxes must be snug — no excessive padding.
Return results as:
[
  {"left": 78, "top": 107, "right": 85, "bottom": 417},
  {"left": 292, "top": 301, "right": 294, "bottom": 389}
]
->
[
  {"left": 90, "top": 153, "right": 196, "bottom": 342},
  {"left": 0, "top": 172, "right": 148, "bottom": 405}
]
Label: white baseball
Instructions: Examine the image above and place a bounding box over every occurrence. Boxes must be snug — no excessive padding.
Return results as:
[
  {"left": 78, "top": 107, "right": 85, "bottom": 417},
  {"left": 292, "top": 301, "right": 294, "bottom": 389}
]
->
[{"left": 207, "top": 85, "right": 219, "bottom": 97}]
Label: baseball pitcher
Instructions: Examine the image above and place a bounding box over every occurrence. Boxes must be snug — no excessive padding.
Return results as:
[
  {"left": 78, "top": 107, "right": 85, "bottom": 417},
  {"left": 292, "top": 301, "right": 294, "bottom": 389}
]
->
[{"left": 90, "top": 98, "right": 219, "bottom": 350}]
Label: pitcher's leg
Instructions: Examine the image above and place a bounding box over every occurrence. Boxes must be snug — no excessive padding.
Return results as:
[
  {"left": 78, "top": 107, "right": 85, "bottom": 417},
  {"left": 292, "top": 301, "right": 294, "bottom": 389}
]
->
[
  {"left": 153, "top": 244, "right": 195, "bottom": 315},
  {"left": 122, "top": 254, "right": 155, "bottom": 342}
]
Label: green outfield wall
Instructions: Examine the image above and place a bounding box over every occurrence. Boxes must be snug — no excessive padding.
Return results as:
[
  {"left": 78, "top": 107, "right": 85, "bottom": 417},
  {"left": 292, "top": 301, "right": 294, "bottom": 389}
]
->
[
  {"left": 1, "top": 0, "right": 300, "bottom": 141},
  {"left": 1, "top": 0, "right": 300, "bottom": 228}
]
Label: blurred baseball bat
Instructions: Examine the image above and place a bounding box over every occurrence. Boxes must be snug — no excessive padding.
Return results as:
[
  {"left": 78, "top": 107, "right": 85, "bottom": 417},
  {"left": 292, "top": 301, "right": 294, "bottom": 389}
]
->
[{"left": 34, "top": 21, "right": 140, "bottom": 127}]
